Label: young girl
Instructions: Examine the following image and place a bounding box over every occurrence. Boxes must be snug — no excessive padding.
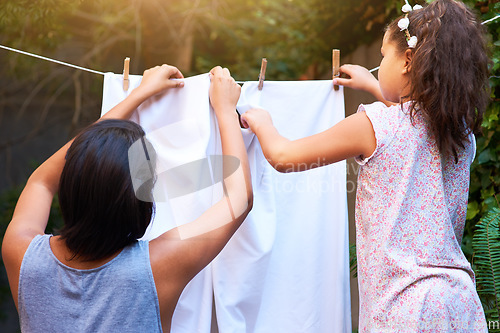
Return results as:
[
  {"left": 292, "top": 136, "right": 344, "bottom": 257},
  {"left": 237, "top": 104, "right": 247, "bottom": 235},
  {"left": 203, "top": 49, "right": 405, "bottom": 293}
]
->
[
  {"left": 2, "top": 65, "right": 252, "bottom": 332},
  {"left": 242, "top": 0, "right": 489, "bottom": 331}
]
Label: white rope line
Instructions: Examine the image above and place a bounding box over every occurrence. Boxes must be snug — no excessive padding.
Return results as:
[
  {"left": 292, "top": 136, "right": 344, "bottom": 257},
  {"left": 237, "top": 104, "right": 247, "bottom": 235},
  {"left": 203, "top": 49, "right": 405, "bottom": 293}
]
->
[
  {"left": 0, "top": 14, "right": 497, "bottom": 77},
  {"left": 0, "top": 44, "right": 105, "bottom": 75},
  {"left": 482, "top": 15, "right": 500, "bottom": 25}
]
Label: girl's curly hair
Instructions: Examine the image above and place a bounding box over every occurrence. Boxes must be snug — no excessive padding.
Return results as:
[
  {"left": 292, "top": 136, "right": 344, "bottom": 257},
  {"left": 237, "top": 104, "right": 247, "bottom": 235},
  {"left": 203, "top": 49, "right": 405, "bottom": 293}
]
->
[{"left": 386, "top": 0, "right": 490, "bottom": 162}]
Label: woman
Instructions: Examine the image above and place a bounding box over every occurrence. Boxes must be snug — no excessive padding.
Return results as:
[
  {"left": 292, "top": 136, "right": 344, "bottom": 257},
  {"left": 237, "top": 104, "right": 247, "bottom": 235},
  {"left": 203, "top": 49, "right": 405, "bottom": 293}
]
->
[{"left": 2, "top": 64, "right": 252, "bottom": 332}]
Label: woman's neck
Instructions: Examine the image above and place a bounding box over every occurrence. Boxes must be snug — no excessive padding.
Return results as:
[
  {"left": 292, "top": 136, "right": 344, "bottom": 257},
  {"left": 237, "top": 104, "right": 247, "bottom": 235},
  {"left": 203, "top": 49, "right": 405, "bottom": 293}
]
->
[{"left": 49, "top": 235, "right": 122, "bottom": 270}]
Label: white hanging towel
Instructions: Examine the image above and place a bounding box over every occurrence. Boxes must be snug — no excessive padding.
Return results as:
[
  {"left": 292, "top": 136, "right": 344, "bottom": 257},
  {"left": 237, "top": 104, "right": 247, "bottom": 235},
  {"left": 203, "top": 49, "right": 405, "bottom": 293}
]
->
[
  {"left": 101, "top": 74, "right": 350, "bottom": 333},
  {"left": 211, "top": 80, "right": 350, "bottom": 333}
]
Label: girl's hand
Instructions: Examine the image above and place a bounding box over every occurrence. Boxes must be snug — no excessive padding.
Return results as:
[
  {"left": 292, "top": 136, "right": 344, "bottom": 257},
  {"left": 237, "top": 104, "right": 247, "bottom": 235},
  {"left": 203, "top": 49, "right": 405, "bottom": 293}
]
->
[
  {"left": 240, "top": 108, "right": 273, "bottom": 133},
  {"left": 333, "top": 64, "right": 394, "bottom": 107},
  {"left": 209, "top": 66, "right": 241, "bottom": 115},
  {"left": 332, "top": 64, "right": 379, "bottom": 95},
  {"left": 135, "top": 64, "right": 184, "bottom": 100}
]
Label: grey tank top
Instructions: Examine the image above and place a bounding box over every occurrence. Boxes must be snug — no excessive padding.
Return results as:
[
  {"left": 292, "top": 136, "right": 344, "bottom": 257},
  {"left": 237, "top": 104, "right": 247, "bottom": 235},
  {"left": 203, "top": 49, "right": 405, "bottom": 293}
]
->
[{"left": 18, "top": 234, "right": 163, "bottom": 332}]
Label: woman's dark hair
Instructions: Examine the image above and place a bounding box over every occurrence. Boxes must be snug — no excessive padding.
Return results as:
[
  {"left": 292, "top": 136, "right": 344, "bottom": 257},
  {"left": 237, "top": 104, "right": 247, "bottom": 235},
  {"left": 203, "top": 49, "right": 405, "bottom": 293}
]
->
[
  {"left": 59, "top": 119, "right": 155, "bottom": 261},
  {"left": 386, "top": 0, "right": 490, "bottom": 161}
]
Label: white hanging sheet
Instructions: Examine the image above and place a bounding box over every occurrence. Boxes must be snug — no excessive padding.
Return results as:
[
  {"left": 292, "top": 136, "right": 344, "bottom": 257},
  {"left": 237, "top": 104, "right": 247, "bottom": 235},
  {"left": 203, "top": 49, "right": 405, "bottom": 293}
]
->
[{"left": 101, "top": 74, "right": 350, "bottom": 333}]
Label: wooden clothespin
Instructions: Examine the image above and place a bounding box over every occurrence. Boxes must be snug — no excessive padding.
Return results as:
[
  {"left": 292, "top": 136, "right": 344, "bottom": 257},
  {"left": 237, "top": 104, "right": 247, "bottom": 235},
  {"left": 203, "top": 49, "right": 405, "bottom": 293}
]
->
[
  {"left": 123, "top": 57, "right": 130, "bottom": 91},
  {"left": 332, "top": 49, "right": 340, "bottom": 91},
  {"left": 258, "top": 58, "right": 267, "bottom": 91}
]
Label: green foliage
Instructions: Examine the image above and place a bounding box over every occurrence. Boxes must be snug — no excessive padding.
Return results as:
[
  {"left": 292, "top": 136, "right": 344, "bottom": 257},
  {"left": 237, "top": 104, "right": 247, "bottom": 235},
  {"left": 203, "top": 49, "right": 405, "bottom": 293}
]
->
[
  {"left": 0, "top": 0, "right": 79, "bottom": 47},
  {"left": 0, "top": 0, "right": 81, "bottom": 77},
  {"left": 472, "top": 207, "right": 500, "bottom": 332},
  {"left": 349, "top": 243, "right": 358, "bottom": 278},
  {"left": 464, "top": 0, "right": 500, "bottom": 271},
  {"left": 194, "top": 0, "right": 397, "bottom": 80},
  {"left": 0, "top": 0, "right": 399, "bottom": 80}
]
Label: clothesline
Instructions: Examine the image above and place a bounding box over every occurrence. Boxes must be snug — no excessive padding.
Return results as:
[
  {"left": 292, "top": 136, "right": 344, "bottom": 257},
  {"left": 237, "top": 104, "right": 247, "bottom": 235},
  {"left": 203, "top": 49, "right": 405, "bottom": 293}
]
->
[
  {"left": 482, "top": 15, "right": 500, "bottom": 25},
  {"left": 0, "top": 45, "right": 382, "bottom": 79},
  {"left": 0, "top": 44, "right": 105, "bottom": 75},
  {"left": 0, "top": 14, "right": 498, "bottom": 78}
]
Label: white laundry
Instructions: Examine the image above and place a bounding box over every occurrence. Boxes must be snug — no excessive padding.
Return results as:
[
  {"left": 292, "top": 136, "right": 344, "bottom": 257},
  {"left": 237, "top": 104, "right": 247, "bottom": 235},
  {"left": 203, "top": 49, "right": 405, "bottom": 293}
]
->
[
  {"left": 101, "top": 73, "right": 350, "bottom": 333},
  {"left": 212, "top": 80, "right": 350, "bottom": 333}
]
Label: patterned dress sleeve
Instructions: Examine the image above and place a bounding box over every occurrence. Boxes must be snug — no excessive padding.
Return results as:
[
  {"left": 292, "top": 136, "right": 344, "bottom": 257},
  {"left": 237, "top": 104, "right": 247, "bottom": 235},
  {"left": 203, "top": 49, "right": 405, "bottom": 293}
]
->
[{"left": 354, "top": 101, "right": 403, "bottom": 165}]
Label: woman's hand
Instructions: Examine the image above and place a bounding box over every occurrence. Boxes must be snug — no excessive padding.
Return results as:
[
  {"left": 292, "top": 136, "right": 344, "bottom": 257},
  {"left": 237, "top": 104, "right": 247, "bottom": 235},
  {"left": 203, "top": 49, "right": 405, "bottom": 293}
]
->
[
  {"left": 102, "top": 64, "right": 184, "bottom": 121},
  {"left": 134, "top": 64, "right": 184, "bottom": 100},
  {"left": 240, "top": 108, "right": 273, "bottom": 134},
  {"left": 332, "top": 65, "right": 379, "bottom": 94},
  {"left": 209, "top": 66, "right": 241, "bottom": 116}
]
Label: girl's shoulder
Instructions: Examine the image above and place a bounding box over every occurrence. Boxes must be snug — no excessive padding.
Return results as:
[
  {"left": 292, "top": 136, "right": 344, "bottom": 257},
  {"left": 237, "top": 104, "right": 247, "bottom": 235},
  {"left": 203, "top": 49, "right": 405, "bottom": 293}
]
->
[
  {"left": 357, "top": 101, "right": 420, "bottom": 131},
  {"left": 357, "top": 101, "right": 410, "bottom": 119},
  {"left": 355, "top": 101, "right": 418, "bottom": 165}
]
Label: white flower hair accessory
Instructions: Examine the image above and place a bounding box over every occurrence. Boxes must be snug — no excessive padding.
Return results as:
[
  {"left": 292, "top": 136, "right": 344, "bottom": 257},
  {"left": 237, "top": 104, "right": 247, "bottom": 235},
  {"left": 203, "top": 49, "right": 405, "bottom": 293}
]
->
[
  {"left": 402, "top": 4, "right": 412, "bottom": 13},
  {"left": 407, "top": 36, "right": 418, "bottom": 48},
  {"left": 398, "top": 17, "right": 410, "bottom": 30},
  {"left": 398, "top": 1, "right": 423, "bottom": 48}
]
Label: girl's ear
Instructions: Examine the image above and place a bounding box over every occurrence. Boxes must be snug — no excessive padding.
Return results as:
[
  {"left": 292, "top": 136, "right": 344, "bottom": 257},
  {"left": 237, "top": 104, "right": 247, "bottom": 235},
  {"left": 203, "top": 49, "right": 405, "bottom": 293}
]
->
[{"left": 403, "top": 49, "right": 413, "bottom": 74}]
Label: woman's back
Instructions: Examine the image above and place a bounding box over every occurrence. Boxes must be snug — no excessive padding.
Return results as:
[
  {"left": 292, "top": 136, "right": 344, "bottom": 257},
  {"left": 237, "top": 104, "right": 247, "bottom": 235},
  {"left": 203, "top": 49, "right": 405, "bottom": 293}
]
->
[{"left": 19, "top": 235, "right": 162, "bottom": 332}]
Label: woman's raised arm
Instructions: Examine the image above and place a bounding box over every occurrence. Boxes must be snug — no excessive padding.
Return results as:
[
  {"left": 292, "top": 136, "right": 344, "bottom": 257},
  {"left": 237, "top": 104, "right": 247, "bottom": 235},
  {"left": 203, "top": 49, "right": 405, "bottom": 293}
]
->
[
  {"left": 1, "top": 65, "right": 185, "bottom": 308},
  {"left": 149, "top": 67, "right": 253, "bottom": 317}
]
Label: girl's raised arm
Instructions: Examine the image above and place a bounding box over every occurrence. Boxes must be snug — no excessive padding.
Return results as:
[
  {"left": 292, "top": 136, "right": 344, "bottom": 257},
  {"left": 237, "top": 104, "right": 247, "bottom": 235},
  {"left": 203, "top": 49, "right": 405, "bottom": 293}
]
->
[
  {"left": 240, "top": 64, "right": 393, "bottom": 173},
  {"left": 242, "top": 108, "right": 376, "bottom": 172}
]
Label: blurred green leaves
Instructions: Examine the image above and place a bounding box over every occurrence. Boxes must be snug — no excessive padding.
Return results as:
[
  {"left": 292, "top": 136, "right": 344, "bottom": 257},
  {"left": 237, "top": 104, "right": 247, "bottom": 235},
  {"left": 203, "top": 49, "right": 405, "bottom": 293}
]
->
[
  {"left": 466, "top": 0, "right": 500, "bottom": 244},
  {"left": 0, "top": 0, "right": 398, "bottom": 79}
]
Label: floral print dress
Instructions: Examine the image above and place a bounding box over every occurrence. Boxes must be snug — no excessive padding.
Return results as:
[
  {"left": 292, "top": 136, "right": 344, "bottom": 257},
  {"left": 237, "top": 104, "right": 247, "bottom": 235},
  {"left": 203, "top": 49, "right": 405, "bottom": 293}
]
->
[{"left": 355, "top": 101, "right": 487, "bottom": 332}]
